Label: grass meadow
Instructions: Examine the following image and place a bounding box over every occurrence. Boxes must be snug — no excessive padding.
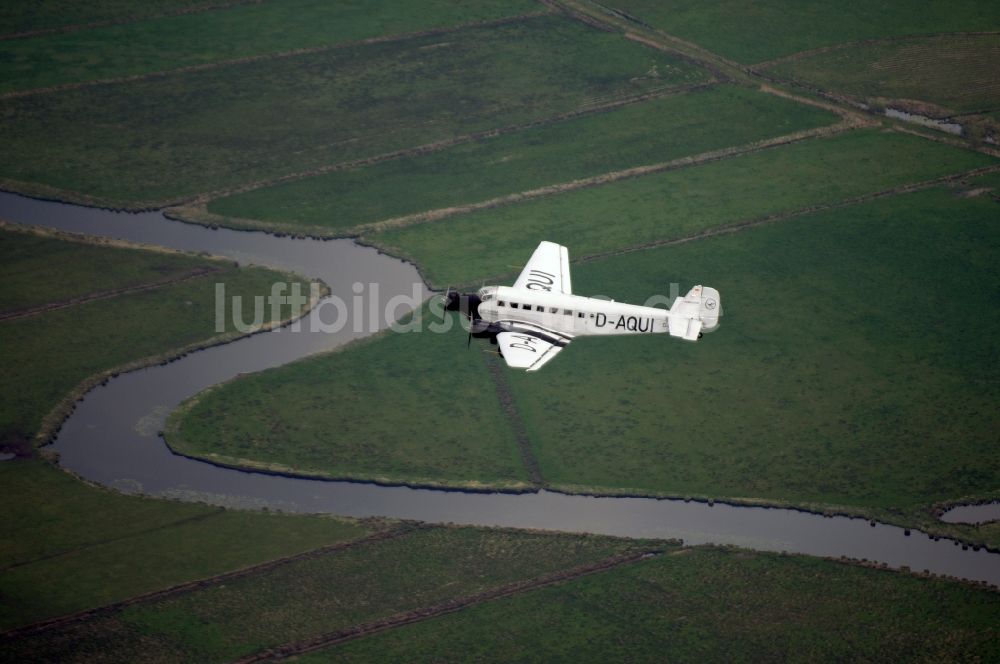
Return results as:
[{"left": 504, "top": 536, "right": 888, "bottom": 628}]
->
[
  {"left": 603, "top": 0, "right": 1000, "bottom": 63},
  {"left": 367, "top": 129, "right": 995, "bottom": 287},
  {"left": 309, "top": 547, "right": 1000, "bottom": 663},
  {"left": 0, "top": 225, "right": 215, "bottom": 313},
  {"left": 0, "top": 459, "right": 366, "bottom": 630},
  {"left": 0, "top": 0, "right": 539, "bottom": 92},
  {"left": 167, "top": 308, "right": 529, "bottom": 490},
  {"left": 0, "top": 0, "right": 211, "bottom": 35},
  {"left": 0, "top": 228, "right": 312, "bottom": 441},
  {"left": 768, "top": 34, "right": 1000, "bottom": 115},
  {"left": 5, "top": 526, "right": 640, "bottom": 662},
  {"left": 0, "top": 14, "right": 708, "bottom": 206},
  {"left": 506, "top": 187, "right": 999, "bottom": 515},
  {"left": 206, "top": 85, "right": 837, "bottom": 233}
]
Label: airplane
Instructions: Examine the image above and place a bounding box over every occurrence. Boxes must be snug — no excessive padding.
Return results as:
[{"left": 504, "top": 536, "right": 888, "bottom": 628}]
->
[{"left": 443, "top": 241, "right": 721, "bottom": 371}]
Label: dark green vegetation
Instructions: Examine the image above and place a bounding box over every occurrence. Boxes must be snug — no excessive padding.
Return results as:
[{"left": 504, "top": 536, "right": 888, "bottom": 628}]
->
[
  {"left": 4, "top": 526, "right": 642, "bottom": 662},
  {"left": 507, "top": 187, "right": 999, "bottom": 515},
  {"left": 367, "top": 129, "right": 994, "bottom": 286},
  {"left": 0, "top": 14, "right": 708, "bottom": 206},
  {"left": 167, "top": 309, "right": 528, "bottom": 490},
  {"left": 0, "top": 0, "right": 211, "bottom": 35},
  {"left": 767, "top": 34, "right": 1000, "bottom": 115},
  {"left": 206, "top": 85, "right": 837, "bottom": 233},
  {"left": 0, "top": 459, "right": 366, "bottom": 630},
  {"left": 0, "top": 226, "right": 213, "bottom": 313},
  {"left": 0, "top": 227, "right": 311, "bottom": 441},
  {"left": 0, "top": 0, "right": 538, "bottom": 92},
  {"left": 4, "top": 0, "right": 1000, "bottom": 658},
  {"left": 305, "top": 547, "right": 1000, "bottom": 663},
  {"left": 603, "top": 0, "right": 1000, "bottom": 63}
]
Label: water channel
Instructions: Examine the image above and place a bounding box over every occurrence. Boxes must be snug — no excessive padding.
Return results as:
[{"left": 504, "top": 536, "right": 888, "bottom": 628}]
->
[{"left": 2, "top": 190, "right": 997, "bottom": 587}]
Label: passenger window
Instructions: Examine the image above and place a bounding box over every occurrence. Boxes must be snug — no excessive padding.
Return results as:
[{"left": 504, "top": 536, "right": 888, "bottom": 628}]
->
[
  {"left": 535, "top": 305, "right": 544, "bottom": 312},
  {"left": 563, "top": 309, "right": 572, "bottom": 315},
  {"left": 498, "top": 300, "right": 505, "bottom": 307},
  {"left": 510, "top": 302, "right": 518, "bottom": 309},
  {"left": 577, "top": 312, "right": 585, "bottom": 318},
  {"left": 549, "top": 307, "right": 558, "bottom": 314}
]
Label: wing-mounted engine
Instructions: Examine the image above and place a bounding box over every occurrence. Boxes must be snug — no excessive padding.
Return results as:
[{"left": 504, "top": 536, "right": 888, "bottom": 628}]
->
[{"left": 668, "top": 285, "right": 721, "bottom": 341}]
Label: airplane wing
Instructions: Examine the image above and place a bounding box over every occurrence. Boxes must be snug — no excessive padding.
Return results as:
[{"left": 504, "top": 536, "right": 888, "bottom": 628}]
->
[
  {"left": 496, "top": 331, "right": 566, "bottom": 372},
  {"left": 512, "top": 241, "right": 572, "bottom": 295}
]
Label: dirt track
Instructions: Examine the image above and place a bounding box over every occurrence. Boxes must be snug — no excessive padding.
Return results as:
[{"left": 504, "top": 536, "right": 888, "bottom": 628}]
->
[
  {"left": 0, "top": 12, "right": 552, "bottom": 101},
  {"left": 0, "top": 525, "right": 411, "bottom": 641},
  {"left": 0, "top": 265, "right": 225, "bottom": 322},
  {"left": 233, "top": 548, "right": 660, "bottom": 663},
  {"left": 355, "top": 116, "right": 864, "bottom": 235},
  {"left": 484, "top": 354, "right": 543, "bottom": 486}
]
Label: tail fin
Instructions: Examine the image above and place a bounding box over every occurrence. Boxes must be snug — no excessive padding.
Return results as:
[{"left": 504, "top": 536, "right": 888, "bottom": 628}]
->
[{"left": 668, "top": 285, "right": 721, "bottom": 341}]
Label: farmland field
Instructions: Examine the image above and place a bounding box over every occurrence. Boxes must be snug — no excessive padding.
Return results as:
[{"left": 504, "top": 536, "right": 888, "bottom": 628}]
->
[
  {"left": 4, "top": 526, "right": 642, "bottom": 662},
  {"left": 0, "top": 0, "right": 539, "bottom": 93},
  {"left": 366, "top": 129, "right": 995, "bottom": 287},
  {"left": 0, "top": 459, "right": 366, "bottom": 629},
  {"left": 0, "top": 0, "right": 213, "bottom": 35},
  {"left": 0, "top": 225, "right": 217, "bottom": 313},
  {"left": 0, "top": 227, "right": 312, "bottom": 440},
  {"left": 601, "top": 0, "right": 1000, "bottom": 63},
  {"left": 0, "top": 14, "right": 709, "bottom": 207},
  {"left": 305, "top": 547, "right": 1000, "bottom": 663},
  {"left": 3, "top": 0, "right": 1000, "bottom": 658},
  {"left": 204, "top": 85, "right": 838, "bottom": 234},
  {"left": 166, "top": 307, "right": 529, "bottom": 490},
  {"left": 506, "top": 187, "right": 1000, "bottom": 517},
  {"left": 766, "top": 34, "right": 1000, "bottom": 115}
]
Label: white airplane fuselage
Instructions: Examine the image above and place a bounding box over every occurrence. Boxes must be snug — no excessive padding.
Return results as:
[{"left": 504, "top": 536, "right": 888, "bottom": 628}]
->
[
  {"left": 476, "top": 285, "right": 671, "bottom": 341},
  {"left": 444, "top": 240, "right": 720, "bottom": 370}
]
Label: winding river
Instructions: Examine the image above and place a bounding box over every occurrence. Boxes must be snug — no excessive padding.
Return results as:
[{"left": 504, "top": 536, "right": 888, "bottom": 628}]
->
[{"left": 2, "top": 191, "right": 998, "bottom": 587}]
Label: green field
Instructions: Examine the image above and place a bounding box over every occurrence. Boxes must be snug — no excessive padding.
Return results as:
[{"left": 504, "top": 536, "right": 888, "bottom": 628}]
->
[
  {"left": 767, "top": 34, "right": 1000, "bottom": 115},
  {"left": 506, "top": 187, "right": 999, "bottom": 517},
  {"left": 204, "top": 85, "right": 837, "bottom": 233},
  {"left": 164, "top": 185, "right": 1000, "bottom": 540},
  {"left": 0, "top": 14, "right": 709, "bottom": 206},
  {"left": 166, "top": 308, "right": 529, "bottom": 490},
  {"left": 0, "top": 0, "right": 212, "bottom": 35},
  {"left": 0, "top": 226, "right": 215, "bottom": 313},
  {"left": 0, "top": 459, "right": 367, "bottom": 630},
  {"left": 0, "top": 227, "right": 312, "bottom": 441},
  {"left": 602, "top": 0, "right": 1000, "bottom": 63},
  {"left": 306, "top": 547, "right": 1000, "bottom": 663},
  {"left": 4, "top": 526, "right": 640, "bottom": 662},
  {"left": 366, "top": 129, "right": 995, "bottom": 287},
  {"left": 0, "top": 0, "right": 538, "bottom": 92}
]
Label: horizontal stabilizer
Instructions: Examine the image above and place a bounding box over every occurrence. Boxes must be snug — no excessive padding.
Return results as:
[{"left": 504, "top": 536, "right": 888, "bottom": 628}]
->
[{"left": 668, "top": 285, "right": 721, "bottom": 341}]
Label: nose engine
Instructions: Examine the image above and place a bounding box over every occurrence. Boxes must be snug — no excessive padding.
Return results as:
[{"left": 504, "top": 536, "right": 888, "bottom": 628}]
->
[
  {"left": 442, "top": 289, "right": 480, "bottom": 319},
  {"left": 442, "top": 288, "right": 493, "bottom": 347}
]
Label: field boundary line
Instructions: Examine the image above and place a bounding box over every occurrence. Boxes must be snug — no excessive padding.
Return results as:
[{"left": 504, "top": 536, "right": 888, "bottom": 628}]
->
[
  {"left": 751, "top": 31, "right": 1000, "bottom": 70},
  {"left": 0, "top": 0, "right": 267, "bottom": 41},
  {"left": 354, "top": 117, "right": 863, "bottom": 234},
  {"left": 0, "top": 510, "right": 224, "bottom": 572},
  {"left": 0, "top": 525, "right": 414, "bottom": 640},
  {"left": 233, "top": 548, "right": 661, "bottom": 662},
  {"left": 164, "top": 83, "right": 715, "bottom": 223},
  {"left": 0, "top": 12, "right": 552, "bottom": 100},
  {"left": 0, "top": 265, "right": 226, "bottom": 322},
  {"left": 550, "top": 0, "right": 749, "bottom": 79},
  {"left": 574, "top": 163, "right": 1000, "bottom": 264},
  {"left": 454, "top": 162, "right": 1000, "bottom": 290},
  {"left": 483, "top": 355, "right": 543, "bottom": 486}
]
